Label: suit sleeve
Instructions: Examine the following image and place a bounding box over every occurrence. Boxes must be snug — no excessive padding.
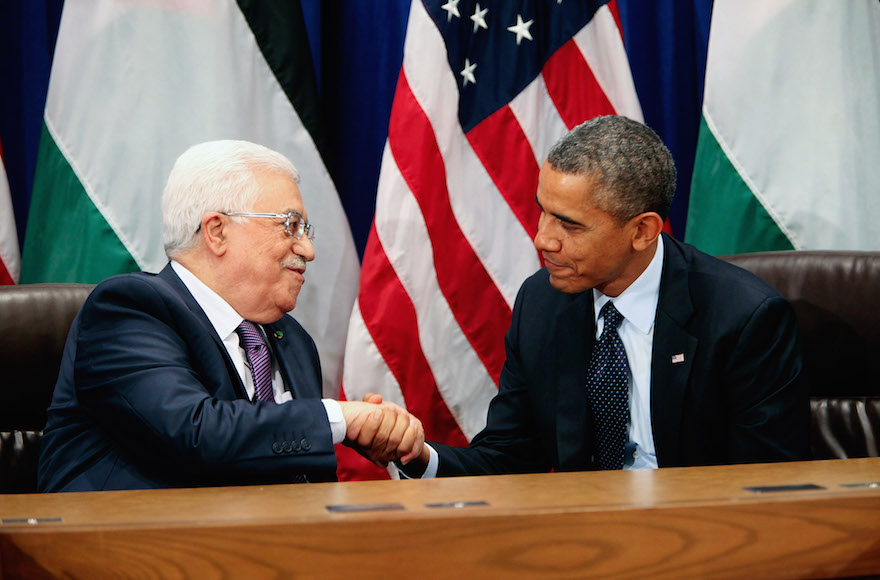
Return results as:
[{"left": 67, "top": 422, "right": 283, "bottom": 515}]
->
[
  {"left": 723, "top": 294, "right": 811, "bottom": 462},
  {"left": 432, "top": 280, "right": 550, "bottom": 476},
  {"left": 73, "top": 276, "right": 337, "bottom": 483}
]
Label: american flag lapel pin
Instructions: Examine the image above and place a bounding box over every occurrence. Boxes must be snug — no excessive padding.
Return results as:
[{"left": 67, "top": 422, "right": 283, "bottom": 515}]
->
[{"left": 671, "top": 353, "right": 685, "bottom": 364}]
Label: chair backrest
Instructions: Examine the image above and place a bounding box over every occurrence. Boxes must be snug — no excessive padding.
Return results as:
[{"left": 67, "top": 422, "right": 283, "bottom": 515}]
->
[
  {"left": 721, "top": 251, "right": 880, "bottom": 459},
  {"left": 2, "top": 255, "right": 875, "bottom": 489},
  {"left": 0, "top": 283, "right": 94, "bottom": 493}
]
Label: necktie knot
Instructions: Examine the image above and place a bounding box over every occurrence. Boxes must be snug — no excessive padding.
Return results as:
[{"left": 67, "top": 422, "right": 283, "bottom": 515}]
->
[
  {"left": 600, "top": 301, "right": 624, "bottom": 334},
  {"left": 236, "top": 320, "right": 265, "bottom": 352}
]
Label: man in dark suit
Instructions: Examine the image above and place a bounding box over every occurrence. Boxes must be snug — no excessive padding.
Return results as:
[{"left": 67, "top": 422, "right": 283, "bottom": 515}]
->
[
  {"left": 398, "top": 115, "right": 810, "bottom": 477},
  {"left": 39, "top": 140, "right": 423, "bottom": 492}
]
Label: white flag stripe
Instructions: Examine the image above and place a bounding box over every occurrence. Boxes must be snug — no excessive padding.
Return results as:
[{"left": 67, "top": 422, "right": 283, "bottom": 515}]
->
[
  {"left": 43, "top": 109, "right": 139, "bottom": 267},
  {"left": 0, "top": 153, "right": 19, "bottom": 283},
  {"left": 702, "top": 0, "right": 880, "bottom": 250},
  {"left": 375, "top": 145, "right": 496, "bottom": 438},
  {"left": 342, "top": 301, "right": 406, "bottom": 407},
  {"left": 403, "top": 0, "right": 539, "bottom": 308},
  {"left": 572, "top": 6, "right": 644, "bottom": 122},
  {"left": 509, "top": 73, "right": 570, "bottom": 167},
  {"left": 700, "top": 108, "right": 798, "bottom": 245},
  {"left": 44, "top": 0, "right": 359, "bottom": 395}
]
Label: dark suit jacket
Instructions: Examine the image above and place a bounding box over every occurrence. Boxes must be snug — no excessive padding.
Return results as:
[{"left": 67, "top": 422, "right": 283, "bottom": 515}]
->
[
  {"left": 432, "top": 234, "right": 811, "bottom": 475},
  {"left": 39, "top": 264, "right": 336, "bottom": 492}
]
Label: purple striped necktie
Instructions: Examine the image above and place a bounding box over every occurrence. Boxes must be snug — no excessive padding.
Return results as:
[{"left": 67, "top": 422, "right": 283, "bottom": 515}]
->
[{"left": 235, "top": 320, "right": 275, "bottom": 403}]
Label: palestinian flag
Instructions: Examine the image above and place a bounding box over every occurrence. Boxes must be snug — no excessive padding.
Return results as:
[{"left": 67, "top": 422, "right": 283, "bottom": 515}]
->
[
  {"left": 21, "top": 0, "right": 359, "bottom": 395},
  {"left": 686, "top": 0, "right": 880, "bottom": 254}
]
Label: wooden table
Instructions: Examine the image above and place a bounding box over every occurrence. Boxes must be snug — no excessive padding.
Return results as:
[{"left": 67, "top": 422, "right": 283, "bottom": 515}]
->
[{"left": 2, "top": 458, "right": 879, "bottom": 579}]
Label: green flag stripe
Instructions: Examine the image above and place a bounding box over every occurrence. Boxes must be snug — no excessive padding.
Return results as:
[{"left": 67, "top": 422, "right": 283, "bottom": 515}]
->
[
  {"left": 686, "top": 115, "right": 793, "bottom": 256},
  {"left": 236, "top": 0, "right": 328, "bottom": 161},
  {"left": 21, "top": 123, "right": 138, "bottom": 283}
]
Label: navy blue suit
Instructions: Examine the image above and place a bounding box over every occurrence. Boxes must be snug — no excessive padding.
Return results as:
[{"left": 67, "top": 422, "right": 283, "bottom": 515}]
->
[
  {"left": 432, "top": 234, "right": 811, "bottom": 475},
  {"left": 39, "top": 264, "right": 336, "bottom": 491}
]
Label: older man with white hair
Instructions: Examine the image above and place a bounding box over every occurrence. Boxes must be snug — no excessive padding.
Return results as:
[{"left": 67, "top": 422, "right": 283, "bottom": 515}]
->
[{"left": 39, "top": 140, "right": 422, "bottom": 491}]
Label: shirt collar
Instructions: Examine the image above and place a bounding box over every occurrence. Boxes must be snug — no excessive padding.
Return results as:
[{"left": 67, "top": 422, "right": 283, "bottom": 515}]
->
[
  {"left": 592, "top": 234, "right": 664, "bottom": 334},
  {"left": 171, "top": 260, "right": 244, "bottom": 340}
]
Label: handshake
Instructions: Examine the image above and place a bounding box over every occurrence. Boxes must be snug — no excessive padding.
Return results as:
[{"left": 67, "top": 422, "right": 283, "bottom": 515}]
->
[{"left": 338, "top": 393, "right": 428, "bottom": 468}]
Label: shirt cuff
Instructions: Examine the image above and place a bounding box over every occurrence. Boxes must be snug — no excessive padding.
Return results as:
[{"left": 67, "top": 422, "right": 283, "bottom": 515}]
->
[
  {"left": 397, "top": 443, "right": 439, "bottom": 479},
  {"left": 322, "top": 399, "right": 346, "bottom": 445}
]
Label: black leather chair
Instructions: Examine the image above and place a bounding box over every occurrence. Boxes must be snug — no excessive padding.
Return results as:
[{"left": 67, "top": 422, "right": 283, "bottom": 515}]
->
[
  {"left": 722, "top": 250, "right": 880, "bottom": 459},
  {"left": 0, "top": 283, "right": 94, "bottom": 493}
]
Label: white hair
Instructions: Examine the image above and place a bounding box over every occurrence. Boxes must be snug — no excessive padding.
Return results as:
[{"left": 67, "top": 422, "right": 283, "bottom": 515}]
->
[{"left": 162, "top": 140, "right": 300, "bottom": 258}]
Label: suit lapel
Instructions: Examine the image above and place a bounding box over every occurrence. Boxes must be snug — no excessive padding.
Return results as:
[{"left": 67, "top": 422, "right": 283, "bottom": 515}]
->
[
  {"left": 553, "top": 291, "right": 594, "bottom": 470},
  {"left": 650, "top": 235, "right": 697, "bottom": 467},
  {"left": 266, "top": 319, "right": 317, "bottom": 399},
  {"left": 157, "top": 264, "right": 248, "bottom": 400}
]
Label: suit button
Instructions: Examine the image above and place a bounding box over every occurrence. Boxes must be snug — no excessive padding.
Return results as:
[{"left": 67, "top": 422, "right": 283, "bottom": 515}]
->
[
  {"left": 292, "top": 440, "right": 302, "bottom": 452},
  {"left": 272, "top": 442, "right": 283, "bottom": 454},
  {"left": 282, "top": 441, "right": 293, "bottom": 453},
  {"left": 301, "top": 439, "right": 311, "bottom": 451}
]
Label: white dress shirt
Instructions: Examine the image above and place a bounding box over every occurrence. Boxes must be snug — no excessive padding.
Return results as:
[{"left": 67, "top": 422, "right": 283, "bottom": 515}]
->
[{"left": 170, "top": 261, "right": 345, "bottom": 444}]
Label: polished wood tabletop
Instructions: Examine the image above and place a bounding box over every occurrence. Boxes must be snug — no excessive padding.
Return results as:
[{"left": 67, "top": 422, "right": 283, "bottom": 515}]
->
[{"left": 2, "top": 458, "right": 879, "bottom": 579}]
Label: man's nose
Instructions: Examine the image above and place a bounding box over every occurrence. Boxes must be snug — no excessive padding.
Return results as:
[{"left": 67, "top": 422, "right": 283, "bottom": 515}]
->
[
  {"left": 534, "top": 219, "right": 559, "bottom": 253},
  {"left": 294, "top": 235, "right": 315, "bottom": 262}
]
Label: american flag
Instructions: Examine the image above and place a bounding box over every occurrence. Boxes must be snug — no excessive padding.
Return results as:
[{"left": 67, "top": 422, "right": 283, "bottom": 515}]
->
[
  {"left": 0, "top": 137, "right": 19, "bottom": 286},
  {"left": 341, "top": 0, "right": 642, "bottom": 478}
]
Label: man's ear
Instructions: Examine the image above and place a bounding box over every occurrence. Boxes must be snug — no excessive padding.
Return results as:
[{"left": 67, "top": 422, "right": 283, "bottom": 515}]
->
[
  {"left": 630, "top": 212, "right": 664, "bottom": 252},
  {"left": 201, "top": 213, "right": 228, "bottom": 257}
]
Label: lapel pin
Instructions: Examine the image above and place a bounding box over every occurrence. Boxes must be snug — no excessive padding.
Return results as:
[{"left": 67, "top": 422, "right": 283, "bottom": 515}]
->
[
  {"left": 671, "top": 353, "right": 685, "bottom": 364},
  {"left": 274, "top": 330, "right": 284, "bottom": 340}
]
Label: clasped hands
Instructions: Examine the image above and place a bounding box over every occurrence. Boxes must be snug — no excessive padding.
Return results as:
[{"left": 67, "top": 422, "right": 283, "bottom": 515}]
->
[{"left": 339, "top": 393, "right": 424, "bottom": 467}]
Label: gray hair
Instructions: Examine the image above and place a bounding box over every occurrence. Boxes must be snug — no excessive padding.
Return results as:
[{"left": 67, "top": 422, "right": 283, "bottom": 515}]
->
[
  {"left": 162, "top": 140, "right": 300, "bottom": 258},
  {"left": 546, "top": 115, "right": 676, "bottom": 222}
]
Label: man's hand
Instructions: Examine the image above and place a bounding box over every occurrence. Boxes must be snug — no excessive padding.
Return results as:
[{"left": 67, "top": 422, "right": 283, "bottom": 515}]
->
[
  {"left": 361, "top": 392, "right": 383, "bottom": 405},
  {"left": 359, "top": 393, "right": 425, "bottom": 465},
  {"left": 339, "top": 401, "right": 425, "bottom": 466}
]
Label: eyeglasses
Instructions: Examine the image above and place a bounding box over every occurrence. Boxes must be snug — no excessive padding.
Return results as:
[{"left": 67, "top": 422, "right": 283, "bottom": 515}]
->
[{"left": 221, "top": 211, "right": 315, "bottom": 241}]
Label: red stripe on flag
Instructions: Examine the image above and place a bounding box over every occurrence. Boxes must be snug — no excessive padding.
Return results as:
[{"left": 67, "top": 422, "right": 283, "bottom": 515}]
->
[
  {"left": 388, "top": 71, "right": 511, "bottom": 384},
  {"left": 466, "top": 105, "right": 541, "bottom": 242},
  {"left": 358, "top": 224, "right": 468, "bottom": 445},
  {"left": 542, "top": 39, "right": 617, "bottom": 129},
  {"left": 606, "top": 0, "right": 623, "bottom": 40},
  {"left": 358, "top": 224, "right": 469, "bottom": 446},
  {"left": 0, "top": 261, "right": 13, "bottom": 286}
]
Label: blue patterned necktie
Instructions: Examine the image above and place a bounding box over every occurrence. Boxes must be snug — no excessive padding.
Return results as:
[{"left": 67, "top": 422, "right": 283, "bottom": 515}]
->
[
  {"left": 235, "top": 320, "right": 275, "bottom": 403},
  {"left": 585, "top": 301, "right": 630, "bottom": 470}
]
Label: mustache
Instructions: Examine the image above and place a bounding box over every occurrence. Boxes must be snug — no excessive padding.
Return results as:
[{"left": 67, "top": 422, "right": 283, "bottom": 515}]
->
[{"left": 284, "top": 255, "right": 307, "bottom": 273}]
